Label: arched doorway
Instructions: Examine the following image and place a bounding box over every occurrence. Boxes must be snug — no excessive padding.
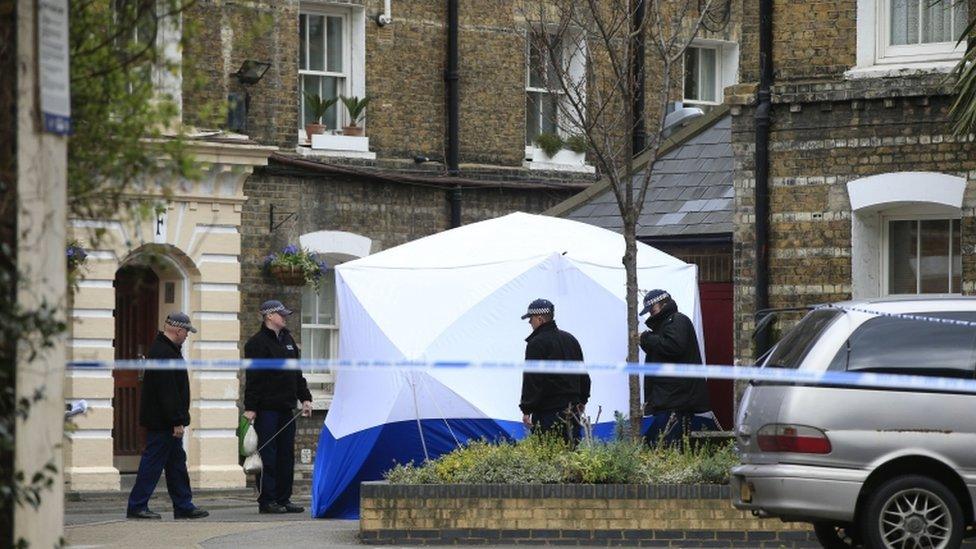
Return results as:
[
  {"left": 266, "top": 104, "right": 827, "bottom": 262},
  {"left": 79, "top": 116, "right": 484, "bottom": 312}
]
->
[{"left": 113, "top": 265, "right": 159, "bottom": 472}]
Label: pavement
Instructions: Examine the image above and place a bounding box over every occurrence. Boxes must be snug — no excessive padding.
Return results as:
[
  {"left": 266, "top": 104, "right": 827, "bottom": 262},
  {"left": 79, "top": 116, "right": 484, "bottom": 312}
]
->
[
  {"left": 65, "top": 494, "right": 365, "bottom": 548},
  {"left": 63, "top": 494, "right": 622, "bottom": 548}
]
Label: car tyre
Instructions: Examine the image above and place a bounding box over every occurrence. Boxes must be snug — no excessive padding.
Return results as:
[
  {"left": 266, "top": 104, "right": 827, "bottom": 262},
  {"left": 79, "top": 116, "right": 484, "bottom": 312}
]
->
[
  {"left": 861, "top": 475, "right": 963, "bottom": 549},
  {"left": 813, "top": 521, "right": 861, "bottom": 548}
]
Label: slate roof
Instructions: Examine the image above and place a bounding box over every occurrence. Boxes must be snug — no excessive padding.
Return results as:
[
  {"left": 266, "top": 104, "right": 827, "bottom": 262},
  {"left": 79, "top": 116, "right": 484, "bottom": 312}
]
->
[{"left": 557, "top": 111, "right": 733, "bottom": 238}]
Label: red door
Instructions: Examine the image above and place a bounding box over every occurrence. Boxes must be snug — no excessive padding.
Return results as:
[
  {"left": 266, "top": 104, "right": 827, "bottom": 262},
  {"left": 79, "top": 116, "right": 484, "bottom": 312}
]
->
[
  {"left": 113, "top": 266, "right": 159, "bottom": 468},
  {"left": 699, "top": 282, "right": 734, "bottom": 430}
]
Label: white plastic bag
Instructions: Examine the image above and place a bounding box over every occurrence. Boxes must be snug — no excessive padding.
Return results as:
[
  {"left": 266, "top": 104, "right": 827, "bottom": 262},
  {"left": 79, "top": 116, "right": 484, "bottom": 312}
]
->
[
  {"left": 243, "top": 452, "right": 263, "bottom": 474},
  {"left": 242, "top": 423, "right": 258, "bottom": 456}
]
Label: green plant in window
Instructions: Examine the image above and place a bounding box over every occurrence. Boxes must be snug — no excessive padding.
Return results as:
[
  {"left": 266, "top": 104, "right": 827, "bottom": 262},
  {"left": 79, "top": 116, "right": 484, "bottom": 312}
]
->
[
  {"left": 304, "top": 92, "right": 338, "bottom": 133},
  {"left": 339, "top": 95, "right": 370, "bottom": 136},
  {"left": 534, "top": 132, "right": 564, "bottom": 158},
  {"left": 565, "top": 133, "right": 588, "bottom": 154},
  {"left": 340, "top": 95, "right": 370, "bottom": 126}
]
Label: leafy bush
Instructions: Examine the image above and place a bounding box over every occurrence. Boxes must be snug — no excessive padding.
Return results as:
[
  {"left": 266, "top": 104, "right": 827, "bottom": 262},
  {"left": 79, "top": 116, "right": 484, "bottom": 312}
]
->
[
  {"left": 384, "top": 432, "right": 739, "bottom": 485},
  {"left": 534, "top": 132, "right": 564, "bottom": 158}
]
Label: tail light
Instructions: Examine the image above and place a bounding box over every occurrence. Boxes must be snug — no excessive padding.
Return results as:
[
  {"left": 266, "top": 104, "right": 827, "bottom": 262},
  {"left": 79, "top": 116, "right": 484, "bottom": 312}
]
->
[{"left": 756, "top": 424, "right": 831, "bottom": 454}]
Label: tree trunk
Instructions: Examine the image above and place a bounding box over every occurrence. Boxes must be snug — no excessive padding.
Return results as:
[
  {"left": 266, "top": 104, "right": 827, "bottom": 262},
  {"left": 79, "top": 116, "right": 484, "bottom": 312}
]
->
[
  {"left": 623, "top": 216, "right": 642, "bottom": 440},
  {"left": 0, "top": 4, "right": 17, "bottom": 544}
]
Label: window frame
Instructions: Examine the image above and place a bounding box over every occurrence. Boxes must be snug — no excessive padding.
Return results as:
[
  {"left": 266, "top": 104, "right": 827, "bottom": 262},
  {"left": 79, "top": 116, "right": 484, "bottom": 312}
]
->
[
  {"left": 881, "top": 214, "right": 962, "bottom": 296},
  {"left": 873, "top": 0, "right": 968, "bottom": 66},
  {"left": 300, "top": 272, "right": 339, "bottom": 360},
  {"left": 300, "top": 271, "right": 339, "bottom": 411},
  {"left": 112, "top": 1, "right": 183, "bottom": 111},
  {"left": 682, "top": 45, "right": 723, "bottom": 107},
  {"left": 524, "top": 32, "right": 570, "bottom": 147},
  {"left": 299, "top": 6, "right": 353, "bottom": 140}
]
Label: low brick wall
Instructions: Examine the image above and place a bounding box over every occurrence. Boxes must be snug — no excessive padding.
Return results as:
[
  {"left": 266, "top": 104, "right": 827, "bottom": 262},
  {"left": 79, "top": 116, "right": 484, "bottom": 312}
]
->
[{"left": 360, "top": 482, "right": 814, "bottom": 547}]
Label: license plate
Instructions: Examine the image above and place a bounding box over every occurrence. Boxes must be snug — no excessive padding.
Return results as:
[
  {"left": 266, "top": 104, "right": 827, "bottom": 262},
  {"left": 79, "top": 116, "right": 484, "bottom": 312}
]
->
[{"left": 739, "top": 478, "right": 753, "bottom": 503}]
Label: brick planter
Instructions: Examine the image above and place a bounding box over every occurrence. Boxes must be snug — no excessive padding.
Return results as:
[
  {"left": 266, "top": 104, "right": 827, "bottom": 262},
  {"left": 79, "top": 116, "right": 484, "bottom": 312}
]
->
[{"left": 360, "top": 482, "right": 814, "bottom": 547}]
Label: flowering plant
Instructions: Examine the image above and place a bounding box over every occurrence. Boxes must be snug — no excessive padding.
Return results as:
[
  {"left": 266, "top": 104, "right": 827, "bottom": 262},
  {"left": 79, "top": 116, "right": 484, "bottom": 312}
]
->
[
  {"left": 66, "top": 241, "right": 89, "bottom": 271},
  {"left": 263, "top": 244, "right": 329, "bottom": 292}
]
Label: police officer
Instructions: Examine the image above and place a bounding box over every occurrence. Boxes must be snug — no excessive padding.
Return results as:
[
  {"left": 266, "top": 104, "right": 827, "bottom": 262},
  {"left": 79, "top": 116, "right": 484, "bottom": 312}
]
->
[
  {"left": 126, "top": 312, "right": 209, "bottom": 520},
  {"left": 518, "top": 298, "right": 590, "bottom": 444},
  {"left": 243, "top": 300, "right": 312, "bottom": 514},
  {"left": 639, "top": 289, "right": 713, "bottom": 447}
]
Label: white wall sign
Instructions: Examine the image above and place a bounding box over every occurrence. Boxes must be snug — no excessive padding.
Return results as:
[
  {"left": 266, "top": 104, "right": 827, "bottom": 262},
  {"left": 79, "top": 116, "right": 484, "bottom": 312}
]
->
[{"left": 37, "top": 0, "right": 71, "bottom": 135}]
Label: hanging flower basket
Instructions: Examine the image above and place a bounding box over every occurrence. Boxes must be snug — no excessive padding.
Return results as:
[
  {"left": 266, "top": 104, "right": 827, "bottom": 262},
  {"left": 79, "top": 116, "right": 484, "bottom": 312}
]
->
[
  {"left": 263, "top": 245, "right": 329, "bottom": 292},
  {"left": 269, "top": 264, "right": 308, "bottom": 286},
  {"left": 67, "top": 241, "right": 89, "bottom": 273}
]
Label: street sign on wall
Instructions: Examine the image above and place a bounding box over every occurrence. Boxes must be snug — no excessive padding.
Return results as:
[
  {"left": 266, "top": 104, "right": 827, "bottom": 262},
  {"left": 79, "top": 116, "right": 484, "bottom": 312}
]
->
[{"left": 37, "top": 0, "right": 71, "bottom": 135}]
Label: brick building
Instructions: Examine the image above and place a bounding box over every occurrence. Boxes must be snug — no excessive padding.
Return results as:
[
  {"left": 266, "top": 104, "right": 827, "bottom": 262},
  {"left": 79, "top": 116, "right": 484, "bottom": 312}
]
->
[
  {"left": 66, "top": 0, "right": 748, "bottom": 491},
  {"left": 65, "top": 0, "right": 598, "bottom": 493},
  {"left": 188, "top": 1, "right": 604, "bottom": 480},
  {"left": 730, "top": 0, "right": 976, "bottom": 362}
]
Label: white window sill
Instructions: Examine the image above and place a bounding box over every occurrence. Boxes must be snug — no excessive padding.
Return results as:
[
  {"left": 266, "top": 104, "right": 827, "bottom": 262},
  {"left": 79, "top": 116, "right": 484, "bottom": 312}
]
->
[
  {"left": 844, "top": 61, "right": 958, "bottom": 80},
  {"left": 523, "top": 147, "right": 595, "bottom": 174},
  {"left": 297, "top": 134, "right": 376, "bottom": 160}
]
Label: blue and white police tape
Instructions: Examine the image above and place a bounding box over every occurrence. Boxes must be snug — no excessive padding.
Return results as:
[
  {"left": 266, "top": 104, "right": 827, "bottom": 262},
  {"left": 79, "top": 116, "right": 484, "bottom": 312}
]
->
[{"left": 66, "top": 358, "right": 976, "bottom": 396}]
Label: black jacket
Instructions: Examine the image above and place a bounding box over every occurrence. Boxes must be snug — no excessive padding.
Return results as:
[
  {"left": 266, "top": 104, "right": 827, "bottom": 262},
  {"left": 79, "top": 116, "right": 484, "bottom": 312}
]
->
[
  {"left": 640, "top": 306, "right": 711, "bottom": 414},
  {"left": 519, "top": 321, "right": 591, "bottom": 415},
  {"left": 243, "top": 325, "right": 313, "bottom": 411},
  {"left": 139, "top": 332, "right": 191, "bottom": 430}
]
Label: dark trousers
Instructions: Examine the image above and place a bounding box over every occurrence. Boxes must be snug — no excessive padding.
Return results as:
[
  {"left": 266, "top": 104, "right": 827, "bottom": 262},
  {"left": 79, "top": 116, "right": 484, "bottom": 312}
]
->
[
  {"left": 643, "top": 411, "right": 718, "bottom": 449},
  {"left": 127, "top": 430, "right": 194, "bottom": 513},
  {"left": 254, "top": 409, "right": 297, "bottom": 506},
  {"left": 532, "top": 407, "right": 581, "bottom": 445}
]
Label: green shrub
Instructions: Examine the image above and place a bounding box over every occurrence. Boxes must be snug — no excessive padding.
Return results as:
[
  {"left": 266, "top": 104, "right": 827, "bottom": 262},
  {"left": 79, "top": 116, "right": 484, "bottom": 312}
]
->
[
  {"left": 560, "top": 439, "right": 645, "bottom": 484},
  {"left": 384, "top": 432, "right": 739, "bottom": 485},
  {"left": 534, "top": 132, "right": 564, "bottom": 158},
  {"left": 384, "top": 461, "right": 441, "bottom": 484}
]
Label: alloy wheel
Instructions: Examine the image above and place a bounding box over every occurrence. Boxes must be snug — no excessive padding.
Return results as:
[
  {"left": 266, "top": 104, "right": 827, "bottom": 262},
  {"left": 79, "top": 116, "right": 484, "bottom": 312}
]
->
[{"left": 877, "top": 487, "right": 952, "bottom": 549}]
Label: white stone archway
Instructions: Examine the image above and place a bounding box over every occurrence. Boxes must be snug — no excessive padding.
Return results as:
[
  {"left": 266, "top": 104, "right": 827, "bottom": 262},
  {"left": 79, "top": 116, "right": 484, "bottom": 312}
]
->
[
  {"left": 848, "top": 172, "right": 965, "bottom": 299},
  {"left": 65, "top": 140, "right": 272, "bottom": 492}
]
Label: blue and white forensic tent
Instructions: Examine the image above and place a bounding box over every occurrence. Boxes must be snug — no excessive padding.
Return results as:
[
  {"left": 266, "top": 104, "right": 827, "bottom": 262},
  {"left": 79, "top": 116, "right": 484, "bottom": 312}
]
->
[{"left": 310, "top": 212, "right": 702, "bottom": 518}]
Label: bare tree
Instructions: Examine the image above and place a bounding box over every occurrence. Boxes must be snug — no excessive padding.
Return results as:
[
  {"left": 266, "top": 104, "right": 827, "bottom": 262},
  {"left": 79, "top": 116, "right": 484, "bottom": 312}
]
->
[{"left": 519, "top": 0, "right": 730, "bottom": 438}]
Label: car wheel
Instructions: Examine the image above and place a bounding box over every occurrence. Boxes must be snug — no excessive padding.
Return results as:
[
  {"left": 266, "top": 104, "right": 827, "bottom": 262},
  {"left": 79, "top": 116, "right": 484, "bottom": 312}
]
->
[
  {"left": 861, "top": 475, "right": 963, "bottom": 549},
  {"left": 813, "top": 521, "right": 861, "bottom": 548}
]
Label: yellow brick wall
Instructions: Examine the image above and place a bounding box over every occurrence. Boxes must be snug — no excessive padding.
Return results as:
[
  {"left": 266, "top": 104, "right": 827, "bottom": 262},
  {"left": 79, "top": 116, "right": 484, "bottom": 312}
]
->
[{"left": 360, "top": 494, "right": 809, "bottom": 532}]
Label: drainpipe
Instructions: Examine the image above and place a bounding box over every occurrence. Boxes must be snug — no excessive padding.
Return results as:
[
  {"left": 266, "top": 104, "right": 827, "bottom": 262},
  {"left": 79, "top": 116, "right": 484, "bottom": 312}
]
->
[
  {"left": 377, "top": 0, "right": 392, "bottom": 26},
  {"left": 754, "top": 0, "right": 773, "bottom": 356},
  {"left": 631, "top": 0, "right": 646, "bottom": 155},
  {"left": 446, "top": 0, "right": 462, "bottom": 227}
]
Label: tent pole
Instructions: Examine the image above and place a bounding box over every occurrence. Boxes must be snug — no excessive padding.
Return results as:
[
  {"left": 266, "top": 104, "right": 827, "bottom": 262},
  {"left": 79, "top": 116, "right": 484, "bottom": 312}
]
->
[{"left": 409, "top": 373, "right": 430, "bottom": 461}]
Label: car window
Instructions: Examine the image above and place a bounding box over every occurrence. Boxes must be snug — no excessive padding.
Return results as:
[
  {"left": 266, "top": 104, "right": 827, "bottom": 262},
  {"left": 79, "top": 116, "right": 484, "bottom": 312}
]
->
[
  {"left": 764, "top": 309, "right": 842, "bottom": 369},
  {"left": 829, "top": 311, "right": 976, "bottom": 378}
]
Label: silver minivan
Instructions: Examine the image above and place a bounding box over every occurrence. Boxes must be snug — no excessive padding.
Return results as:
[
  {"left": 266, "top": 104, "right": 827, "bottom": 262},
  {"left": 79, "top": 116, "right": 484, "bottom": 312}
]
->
[{"left": 732, "top": 297, "right": 976, "bottom": 548}]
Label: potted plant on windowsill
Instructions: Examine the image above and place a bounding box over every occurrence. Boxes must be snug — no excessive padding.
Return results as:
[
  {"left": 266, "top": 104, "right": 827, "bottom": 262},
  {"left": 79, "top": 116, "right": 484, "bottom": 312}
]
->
[
  {"left": 530, "top": 132, "right": 589, "bottom": 168},
  {"left": 304, "top": 92, "right": 338, "bottom": 141},
  {"left": 340, "top": 95, "right": 370, "bottom": 137},
  {"left": 534, "top": 132, "right": 564, "bottom": 160},
  {"left": 264, "top": 244, "right": 329, "bottom": 292}
]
